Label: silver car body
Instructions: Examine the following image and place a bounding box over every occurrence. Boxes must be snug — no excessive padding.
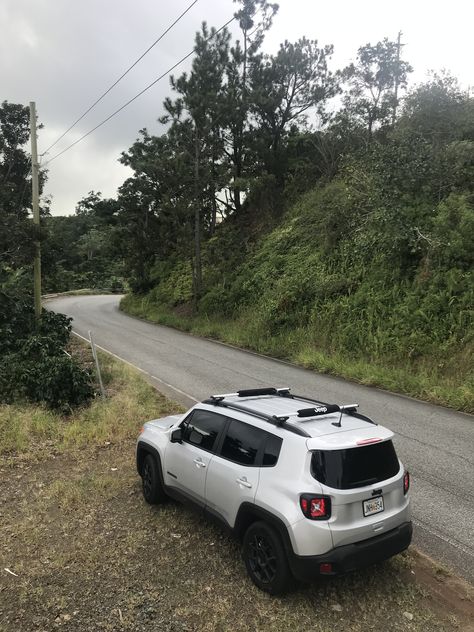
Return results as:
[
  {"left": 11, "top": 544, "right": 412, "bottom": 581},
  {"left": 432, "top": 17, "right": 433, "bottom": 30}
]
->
[{"left": 137, "top": 392, "right": 410, "bottom": 560}]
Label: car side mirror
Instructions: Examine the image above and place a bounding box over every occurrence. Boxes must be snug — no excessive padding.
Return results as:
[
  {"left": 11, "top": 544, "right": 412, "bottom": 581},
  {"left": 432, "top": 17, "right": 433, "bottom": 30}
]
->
[{"left": 170, "top": 428, "right": 183, "bottom": 443}]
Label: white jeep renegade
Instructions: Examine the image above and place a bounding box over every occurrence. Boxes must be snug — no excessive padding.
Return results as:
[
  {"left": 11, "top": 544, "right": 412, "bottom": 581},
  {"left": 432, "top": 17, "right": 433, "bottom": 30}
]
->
[{"left": 136, "top": 387, "right": 412, "bottom": 594}]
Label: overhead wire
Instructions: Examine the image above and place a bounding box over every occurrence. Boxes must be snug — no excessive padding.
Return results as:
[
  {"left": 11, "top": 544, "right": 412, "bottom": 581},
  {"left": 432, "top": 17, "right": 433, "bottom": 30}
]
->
[
  {"left": 43, "top": 14, "right": 236, "bottom": 166},
  {"left": 41, "top": 0, "right": 199, "bottom": 156}
]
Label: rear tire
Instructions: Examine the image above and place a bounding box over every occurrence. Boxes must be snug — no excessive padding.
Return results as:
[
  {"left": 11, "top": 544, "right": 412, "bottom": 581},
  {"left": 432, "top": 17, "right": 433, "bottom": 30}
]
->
[
  {"left": 242, "top": 521, "right": 293, "bottom": 595},
  {"left": 141, "top": 454, "right": 167, "bottom": 504}
]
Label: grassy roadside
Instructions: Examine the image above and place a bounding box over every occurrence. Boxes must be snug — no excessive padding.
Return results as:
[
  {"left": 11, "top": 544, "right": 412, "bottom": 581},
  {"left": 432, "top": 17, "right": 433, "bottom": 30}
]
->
[
  {"left": 42, "top": 288, "right": 117, "bottom": 298},
  {"left": 120, "top": 294, "right": 474, "bottom": 414},
  {"left": 1, "top": 345, "right": 473, "bottom": 631},
  {"left": 0, "top": 338, "right": 178, "bottom": 462}
]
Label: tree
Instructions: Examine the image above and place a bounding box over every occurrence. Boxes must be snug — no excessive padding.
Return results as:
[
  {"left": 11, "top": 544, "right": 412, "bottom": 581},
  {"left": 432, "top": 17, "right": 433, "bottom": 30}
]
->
[
  {"left": 222, "top": 0, "right": 279, "bottom": 212},
  {"left": 342, "top": 38, "right": 412, "bottom": 139},
  {"left": 161, "top": 22, "right": 230, "bottom": 309},
  {"left": 0, "top": 102, "right": 34, "bottom": 270},
  {"left": 250, "top": 37, "right": 338, "bottom": 184},
  {"left": 119, "top": 128, "right": 195, "bottom": 259},
  {"left": 115, "top": 176, "right": 160, "bottom": 293}
]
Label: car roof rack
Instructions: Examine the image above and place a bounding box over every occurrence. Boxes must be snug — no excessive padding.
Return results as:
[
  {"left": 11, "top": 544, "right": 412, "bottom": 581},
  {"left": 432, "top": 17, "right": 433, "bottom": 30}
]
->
[
  {"left": 203, "top": 393, "right": 310, "bottom": 438},
  {"left": 202, "top": 387, "right": 376, "bottom": 432}
]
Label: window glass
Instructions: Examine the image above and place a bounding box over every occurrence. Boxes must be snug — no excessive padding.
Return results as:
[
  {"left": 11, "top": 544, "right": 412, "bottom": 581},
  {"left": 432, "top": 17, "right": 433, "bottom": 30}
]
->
[
  {"left": 220, "top": 420, "right": 265, "bottom": 466},
  {"left": 311, "top": 440, "right": 400, "bottom": 489},
  {"left": 262, "top": 434, "right": 283, "bottom": 467},
  {"left": 182, "top": 410, "right": 224, "bottom": 452}
]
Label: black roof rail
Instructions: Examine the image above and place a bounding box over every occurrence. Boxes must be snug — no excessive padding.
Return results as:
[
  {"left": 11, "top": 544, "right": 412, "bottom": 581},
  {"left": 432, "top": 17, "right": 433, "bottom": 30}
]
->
[{"left": 202, "top": 398, "right": 310, "bottom": 438}]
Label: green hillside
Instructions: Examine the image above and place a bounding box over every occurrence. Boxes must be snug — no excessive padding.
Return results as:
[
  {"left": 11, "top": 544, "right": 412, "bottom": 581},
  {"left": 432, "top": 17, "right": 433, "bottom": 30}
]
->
[
  {"left": 121, "top": 76, "right": 474, "bottom": 411},
  {"left": 122, "top": 183, "right": 473, "bottom": 411}
]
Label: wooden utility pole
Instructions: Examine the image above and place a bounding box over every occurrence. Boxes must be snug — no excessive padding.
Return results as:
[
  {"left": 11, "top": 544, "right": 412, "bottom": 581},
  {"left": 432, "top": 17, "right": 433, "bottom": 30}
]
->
[
  {"left": 392, "top": 31, "right": 402, "bottom": 126},
  {"left": 29, "top": 101, "right": 42, "bottom": 320}
]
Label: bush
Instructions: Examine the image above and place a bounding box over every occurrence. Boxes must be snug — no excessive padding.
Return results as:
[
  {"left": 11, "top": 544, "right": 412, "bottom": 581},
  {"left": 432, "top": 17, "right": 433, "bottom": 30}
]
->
[{"left": 0, "top": 290, "right": 93, "bottom": 410}]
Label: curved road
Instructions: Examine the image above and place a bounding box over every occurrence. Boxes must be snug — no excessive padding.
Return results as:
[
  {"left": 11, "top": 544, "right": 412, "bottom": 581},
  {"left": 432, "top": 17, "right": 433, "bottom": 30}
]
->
[{"left": 47, "top": 294, "right": 474, "bottom": 584}]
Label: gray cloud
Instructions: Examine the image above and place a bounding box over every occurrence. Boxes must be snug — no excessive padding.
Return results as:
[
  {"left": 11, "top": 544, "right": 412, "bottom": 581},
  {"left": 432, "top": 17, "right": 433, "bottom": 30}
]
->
[{"left": 2, "top": 0, "right": 472, "bottom": 215}]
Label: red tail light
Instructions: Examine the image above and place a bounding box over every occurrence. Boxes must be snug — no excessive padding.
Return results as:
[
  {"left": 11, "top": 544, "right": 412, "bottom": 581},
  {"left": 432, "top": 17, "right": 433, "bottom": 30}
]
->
[
  {"left": 403, "top": 470, "right": 410, "bottom": 494},
  {"left": 300, "top": 494, "right": 331, "bottom": 520},
  {"left": 319, "top": 562, "right": 333, "bottom": 574}
]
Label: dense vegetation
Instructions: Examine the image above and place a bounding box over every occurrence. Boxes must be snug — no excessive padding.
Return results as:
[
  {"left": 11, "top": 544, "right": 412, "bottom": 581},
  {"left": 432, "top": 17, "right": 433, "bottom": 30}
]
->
[
  {"left": 0, "top": 103, "right": 93, "bottom": 409},
  {"left": 2, "top": 0, "right": 473, "bottom": 409}
]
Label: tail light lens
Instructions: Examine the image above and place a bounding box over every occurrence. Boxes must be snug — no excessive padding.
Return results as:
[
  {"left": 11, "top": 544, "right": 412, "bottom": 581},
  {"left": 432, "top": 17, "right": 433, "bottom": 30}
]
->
[
  {"left": 403, "top": 470, "right": 410, "bottom": 495},
  {"left": 300, "top": 494, "right": 331, "bottom": 520}
]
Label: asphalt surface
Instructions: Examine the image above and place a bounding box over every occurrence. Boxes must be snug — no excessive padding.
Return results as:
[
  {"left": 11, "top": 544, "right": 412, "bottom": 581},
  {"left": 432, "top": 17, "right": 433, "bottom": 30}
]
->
[{"left": 47, "top": 294, "right": 474, "bottom": 584}]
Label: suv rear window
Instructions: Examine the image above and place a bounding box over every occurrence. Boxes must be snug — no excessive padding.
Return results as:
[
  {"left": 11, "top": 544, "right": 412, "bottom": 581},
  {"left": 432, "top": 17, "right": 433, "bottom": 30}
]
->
[{"left": 311, "top": 440, "right": 400, "bottom": 489}]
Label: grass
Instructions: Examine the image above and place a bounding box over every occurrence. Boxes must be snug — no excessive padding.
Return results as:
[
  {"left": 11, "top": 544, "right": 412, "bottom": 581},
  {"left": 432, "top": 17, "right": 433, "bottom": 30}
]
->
[
  {"left": 0, "top": 339, "right": 180, "bottom": 461},
  {"left": 43, "top": 288, "right": 117, "bottom": 297},
  {"left": 120, "top": 295, "right": 474, "bottom": 413}
]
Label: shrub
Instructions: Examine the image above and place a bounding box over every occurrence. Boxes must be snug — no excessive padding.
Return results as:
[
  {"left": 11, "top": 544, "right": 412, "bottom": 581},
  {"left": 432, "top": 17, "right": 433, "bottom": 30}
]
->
[{"left": 0, "top": 291, "right": 93, "bottom": 410}]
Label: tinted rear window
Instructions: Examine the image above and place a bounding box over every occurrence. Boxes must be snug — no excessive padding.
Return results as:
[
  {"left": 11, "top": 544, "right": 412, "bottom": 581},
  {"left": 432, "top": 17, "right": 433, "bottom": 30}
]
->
[{"left": 311, "top": 440, "right": 400, "bottom": 489}]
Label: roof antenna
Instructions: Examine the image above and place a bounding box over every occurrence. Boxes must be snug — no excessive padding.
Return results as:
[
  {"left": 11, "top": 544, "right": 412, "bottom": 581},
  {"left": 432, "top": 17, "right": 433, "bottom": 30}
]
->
[{"left": 332, "top": 407, "right": 343, "bottom": 428}]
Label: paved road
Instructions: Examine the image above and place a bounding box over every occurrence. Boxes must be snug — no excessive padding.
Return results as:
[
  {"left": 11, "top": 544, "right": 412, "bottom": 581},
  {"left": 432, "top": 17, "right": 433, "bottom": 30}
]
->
[{"left": 47, "top": 294, "right": 474, "bottom": 584}]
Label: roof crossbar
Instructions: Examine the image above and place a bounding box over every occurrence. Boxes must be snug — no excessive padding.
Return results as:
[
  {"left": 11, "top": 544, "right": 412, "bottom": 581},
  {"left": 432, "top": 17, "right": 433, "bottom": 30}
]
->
[
  {"left": 203, "top": 398, "right": 310, "bottom": 437},
  {"left": 291, "top": 393, "right": 377, "bottom": 426}
]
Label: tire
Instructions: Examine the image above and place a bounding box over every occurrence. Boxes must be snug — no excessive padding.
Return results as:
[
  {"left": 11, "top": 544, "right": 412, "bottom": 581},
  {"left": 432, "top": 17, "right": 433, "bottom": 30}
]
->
[
  {"left": 242, "top": 521, "right": 293, "bottom": 595},
  {"left": 141, "top": 454, "right": 167, "bottom": 504}
]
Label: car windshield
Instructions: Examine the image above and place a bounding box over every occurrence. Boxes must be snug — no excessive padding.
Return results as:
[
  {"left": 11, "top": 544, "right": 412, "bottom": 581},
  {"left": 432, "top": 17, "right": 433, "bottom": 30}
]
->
[{"left": 311, "top": 440, "right": 400, "bottom": 489}]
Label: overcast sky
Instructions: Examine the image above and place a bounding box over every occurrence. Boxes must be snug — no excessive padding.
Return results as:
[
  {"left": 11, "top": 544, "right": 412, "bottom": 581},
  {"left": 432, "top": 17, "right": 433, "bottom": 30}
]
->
[{"left": 2, "top": 0, "right": 472, "bottom": 215}]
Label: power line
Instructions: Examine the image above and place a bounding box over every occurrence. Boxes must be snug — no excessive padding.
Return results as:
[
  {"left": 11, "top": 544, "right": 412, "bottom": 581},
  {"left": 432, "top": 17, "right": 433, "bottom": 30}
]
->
[
  {"left": 43, "top": 15, "right": 236, "bottom": 166},
  {"left": 41, "top": 0, "right": 199, "bottom": 156}
]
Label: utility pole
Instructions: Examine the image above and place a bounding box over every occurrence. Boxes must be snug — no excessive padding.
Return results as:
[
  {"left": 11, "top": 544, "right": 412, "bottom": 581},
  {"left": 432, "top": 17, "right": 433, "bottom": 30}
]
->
[
  {"left": 392, "top": 31, "right": 402, "bottom": 126},
  {"left": 29, "top": 101, "right": 42, "bottom": 321}
]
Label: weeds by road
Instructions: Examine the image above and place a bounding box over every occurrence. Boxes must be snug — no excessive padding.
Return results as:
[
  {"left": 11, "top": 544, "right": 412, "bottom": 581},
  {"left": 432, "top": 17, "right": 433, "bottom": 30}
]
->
[{"left": 120, "top": 295, "right": 474, "bottom": 413}]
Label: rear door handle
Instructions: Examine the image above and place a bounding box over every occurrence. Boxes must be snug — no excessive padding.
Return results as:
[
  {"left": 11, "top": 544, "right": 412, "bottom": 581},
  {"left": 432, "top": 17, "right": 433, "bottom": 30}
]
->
[
  {"left": 236, "top": 477, "right": 252, "bottom": 488},
  {"left": 193, "top": 458, "right": 206, "bottom": 468}
]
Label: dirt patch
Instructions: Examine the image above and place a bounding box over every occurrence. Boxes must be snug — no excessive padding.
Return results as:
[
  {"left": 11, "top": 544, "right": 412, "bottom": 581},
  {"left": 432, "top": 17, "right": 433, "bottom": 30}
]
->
[
  {"left": 407, "top": 550, "right": 474, "bottom": 631},
  {"left": 1, "top": 442, "right": 472, "bottom": 632}
]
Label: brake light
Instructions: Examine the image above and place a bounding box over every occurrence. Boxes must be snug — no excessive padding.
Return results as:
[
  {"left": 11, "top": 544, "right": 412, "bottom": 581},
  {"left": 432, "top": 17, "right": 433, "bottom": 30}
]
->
[
  {"left": 403, "top": 470, "right": 410, "bottom": 495},
  {"left": 356, "top": 438, "right": 382, "bottom": 445},
  {"left": 300, "top": 494, "right": 331, "bottom": 520},
  {"left": 320, "top": 562, "right": 333, "bottom": 574}
]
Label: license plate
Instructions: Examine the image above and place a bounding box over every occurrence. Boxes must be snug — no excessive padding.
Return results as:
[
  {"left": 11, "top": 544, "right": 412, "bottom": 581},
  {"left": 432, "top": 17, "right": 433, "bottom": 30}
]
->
[{"left": 363, "top": 496, "right": 384, "bottom": 517}]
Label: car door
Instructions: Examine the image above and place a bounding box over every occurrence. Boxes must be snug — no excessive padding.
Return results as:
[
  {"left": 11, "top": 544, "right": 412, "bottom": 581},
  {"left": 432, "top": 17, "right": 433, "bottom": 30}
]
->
[
  {"left": 164, "top": 409, "right": 226, "bottom": 506},
  {"left": 204, "top": 419, "right": 267, "bottom": 527}
]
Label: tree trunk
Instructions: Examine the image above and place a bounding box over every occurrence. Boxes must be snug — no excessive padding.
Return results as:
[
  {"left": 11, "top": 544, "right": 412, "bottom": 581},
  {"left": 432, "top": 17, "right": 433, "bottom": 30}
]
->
[{"left": 193, "top": 130, "right": 201, "bottom": 313}]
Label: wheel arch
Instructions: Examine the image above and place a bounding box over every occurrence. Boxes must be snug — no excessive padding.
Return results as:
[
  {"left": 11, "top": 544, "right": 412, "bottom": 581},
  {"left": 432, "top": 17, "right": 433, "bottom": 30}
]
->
[
  {"left": 234, "top": 503, "right": 295, "bottom": 556},
  {"left": 137, "top": 441, "right": 163, "bottom": 480}
]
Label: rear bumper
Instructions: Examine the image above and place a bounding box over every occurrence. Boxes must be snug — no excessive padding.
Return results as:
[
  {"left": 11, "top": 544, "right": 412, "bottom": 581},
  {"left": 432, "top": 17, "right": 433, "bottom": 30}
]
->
[{"left": 289, "top": 521, "right": 412, "bottom": 581}]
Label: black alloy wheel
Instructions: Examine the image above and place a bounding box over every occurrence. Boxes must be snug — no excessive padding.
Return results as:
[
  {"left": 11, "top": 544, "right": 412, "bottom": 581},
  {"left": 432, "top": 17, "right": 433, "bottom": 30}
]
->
[
  {"left": 141, "top": 454, "right": 166, "bottom": 504},
  {"left": 248, "top": 533, "right": 277, "bottom": 584},
  {"left": 243, "top": 521, "right": 293, "bottom": 595}
]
